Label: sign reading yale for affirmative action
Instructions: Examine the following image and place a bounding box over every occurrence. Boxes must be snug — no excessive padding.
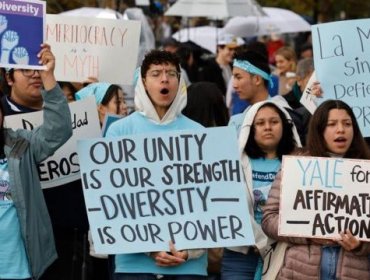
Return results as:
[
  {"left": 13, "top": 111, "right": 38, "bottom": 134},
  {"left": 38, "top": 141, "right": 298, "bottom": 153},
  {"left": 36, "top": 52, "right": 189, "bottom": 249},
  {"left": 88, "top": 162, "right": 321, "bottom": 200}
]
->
[
  {"left": 77, "top": 127, "right": 255, "bottom": 254},
  {"left": 279, "top": 156, "right": 370, "bottom": 241}
]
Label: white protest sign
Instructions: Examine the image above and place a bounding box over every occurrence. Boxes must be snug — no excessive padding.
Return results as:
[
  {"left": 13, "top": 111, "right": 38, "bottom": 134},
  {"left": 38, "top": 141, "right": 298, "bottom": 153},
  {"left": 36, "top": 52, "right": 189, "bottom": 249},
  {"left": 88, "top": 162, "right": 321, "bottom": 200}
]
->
[
  {"left": 312, "top": 18, "right": 370, "bottom": 136},
  {"left": 77, "top": 126, "right": 255, "bottom": 254},
  {"left": 46, "top": 14, "right": 141, "bottom": 84},
  {"left": 279, "top": 155, "right": 370, "bottom": 241},
  {"left": 4, "top": 96, "right": 101, "bottom": 188},
  {"left": 300, "top": 71, "right": 318, "bottom": 115}
]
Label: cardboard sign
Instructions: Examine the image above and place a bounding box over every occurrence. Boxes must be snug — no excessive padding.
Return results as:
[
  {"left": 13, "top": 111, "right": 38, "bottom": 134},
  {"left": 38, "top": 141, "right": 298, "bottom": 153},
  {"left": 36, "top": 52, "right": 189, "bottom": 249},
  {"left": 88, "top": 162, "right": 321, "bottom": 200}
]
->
[
  {"left": 312, "top": 19, "right": 370, "bottom": 136},
  {"left": 0, "top": 0, "right": 45, "bottom": 69},
  {"left": 46, "top": 14, "right": 141, "bottom": 84},
  {"left": 77, "top": 126, "right": 255, "bottom": 254},
  {"left": 279, "top": 155, "right": 370, "bottom": 241},
  {"left": 4, "top": 97, "right": 101, "bottom": 188}
]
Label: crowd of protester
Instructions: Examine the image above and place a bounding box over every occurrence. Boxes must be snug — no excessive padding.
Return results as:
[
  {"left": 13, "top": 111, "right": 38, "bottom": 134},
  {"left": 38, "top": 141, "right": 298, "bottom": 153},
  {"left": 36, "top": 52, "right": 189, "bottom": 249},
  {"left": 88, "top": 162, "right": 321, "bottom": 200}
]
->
[{"left": 0, "top": 3, "right": 369, "bottom": 280}]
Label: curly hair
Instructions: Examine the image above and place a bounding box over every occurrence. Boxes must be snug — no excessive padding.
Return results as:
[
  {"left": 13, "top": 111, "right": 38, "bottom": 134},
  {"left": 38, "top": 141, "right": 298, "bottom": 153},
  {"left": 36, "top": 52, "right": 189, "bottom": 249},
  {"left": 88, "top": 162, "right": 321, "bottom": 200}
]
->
[{"left": 141, "top": 50, "right": 180, "bottom": 79}]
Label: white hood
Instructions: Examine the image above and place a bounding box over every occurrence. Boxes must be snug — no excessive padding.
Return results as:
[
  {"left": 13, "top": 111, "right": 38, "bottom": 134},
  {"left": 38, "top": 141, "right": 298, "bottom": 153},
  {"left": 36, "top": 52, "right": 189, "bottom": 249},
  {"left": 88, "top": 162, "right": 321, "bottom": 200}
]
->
[
  {"left": 238, "top": 99, "right": 302, "bottom": 155},
  {"left": 134, "top": 71, "right": 187, "bottom": 125},
  {"left": 238, "top": 100, "right": 302, "bottom": 255}
]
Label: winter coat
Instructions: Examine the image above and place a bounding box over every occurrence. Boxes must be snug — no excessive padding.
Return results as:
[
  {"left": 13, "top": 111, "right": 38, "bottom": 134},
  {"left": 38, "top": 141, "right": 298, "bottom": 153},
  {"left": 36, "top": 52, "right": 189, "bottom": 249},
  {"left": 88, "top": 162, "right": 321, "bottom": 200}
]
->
[{"left": 262, "top": 171, "right": 370, "bottom": 280}]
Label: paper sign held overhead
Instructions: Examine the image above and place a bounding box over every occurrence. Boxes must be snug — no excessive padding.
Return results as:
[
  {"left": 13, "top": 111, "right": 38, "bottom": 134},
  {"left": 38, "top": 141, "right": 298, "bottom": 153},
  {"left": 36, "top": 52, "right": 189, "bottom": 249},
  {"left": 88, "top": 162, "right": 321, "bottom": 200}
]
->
[
  {"left": 0, "top": 0, "right": 45, "bottom": 70},
  {"left": 312, "top": 18, "right": 370, "bottom": 137},
  {"left": 46, "top": 14, "right": 141, "bottom": 84}
]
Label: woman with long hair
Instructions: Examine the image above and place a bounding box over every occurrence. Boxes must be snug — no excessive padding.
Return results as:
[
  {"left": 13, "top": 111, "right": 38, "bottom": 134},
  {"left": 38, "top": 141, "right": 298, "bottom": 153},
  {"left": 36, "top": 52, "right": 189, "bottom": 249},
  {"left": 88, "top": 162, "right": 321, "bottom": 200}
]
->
[
  {"left": 262, "top": 99, "right": 370, "bottom": 279},
  {"left": 222, "top": 100, "right": 301, "bottom": 280}
]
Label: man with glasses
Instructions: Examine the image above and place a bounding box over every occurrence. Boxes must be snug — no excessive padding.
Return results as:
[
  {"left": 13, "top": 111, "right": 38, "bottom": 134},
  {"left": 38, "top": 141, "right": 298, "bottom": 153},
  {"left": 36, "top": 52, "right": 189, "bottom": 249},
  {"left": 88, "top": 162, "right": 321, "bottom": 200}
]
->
[
  {"left": 0, "top": 43, "right": 73, "bottom": 280},
  {"left": 2, "top": 68, "right": 44, "bottom": 114},
  {"left": 106, "top": 50, "right": 207, "bottom": 279},
  {"left": 1, "top": 46, "right": 90, "bottom": 280}
]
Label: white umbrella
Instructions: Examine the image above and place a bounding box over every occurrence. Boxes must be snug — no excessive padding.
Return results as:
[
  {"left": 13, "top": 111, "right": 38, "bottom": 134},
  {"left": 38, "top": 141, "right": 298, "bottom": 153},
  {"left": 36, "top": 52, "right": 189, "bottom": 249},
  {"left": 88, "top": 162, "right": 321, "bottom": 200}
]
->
[
  {"left": 172, "top": 27, "right": 244, "bottom": 54},
  {"left": 165, "top": 0, "right": 266, "bottom": 18},
  {"left": 223, "top": 7, "right": 311, "bottom": 37},
  {"left": 60, "top": 7, "right": 123, "bottom": 19},
  {"left": 172, "top": 26, "right": 223, "bottom": 53}
]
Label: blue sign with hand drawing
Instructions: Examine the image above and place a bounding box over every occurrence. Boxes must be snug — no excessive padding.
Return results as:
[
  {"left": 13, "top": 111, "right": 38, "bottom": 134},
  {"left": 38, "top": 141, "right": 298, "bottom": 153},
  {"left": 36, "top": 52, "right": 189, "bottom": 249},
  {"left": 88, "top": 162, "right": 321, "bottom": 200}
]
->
[{"left": 0, "top": 0, "right": 45, "bottom": 69}]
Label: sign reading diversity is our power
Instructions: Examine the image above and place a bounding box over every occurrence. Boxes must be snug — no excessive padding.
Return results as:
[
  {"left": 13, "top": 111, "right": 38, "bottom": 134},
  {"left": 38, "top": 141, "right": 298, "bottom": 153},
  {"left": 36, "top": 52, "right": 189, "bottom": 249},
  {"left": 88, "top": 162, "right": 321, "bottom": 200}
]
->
[
  {"left": 77, "top": 127, "right": 255, "bottom": 254},
  {"left": 279, "top": 155, "right": 370, "bottom": 241}
]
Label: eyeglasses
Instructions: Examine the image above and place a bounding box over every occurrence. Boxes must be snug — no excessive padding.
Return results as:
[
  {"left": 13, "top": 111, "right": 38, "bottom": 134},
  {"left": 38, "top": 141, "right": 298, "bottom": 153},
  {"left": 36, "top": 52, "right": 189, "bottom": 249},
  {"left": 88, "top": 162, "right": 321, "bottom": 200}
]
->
[
  {"left": 147, "top": 69, "right": 179, "bottom": 79},
  {"left": 15, "top": 69, "right": 39, "bottom": 77}
]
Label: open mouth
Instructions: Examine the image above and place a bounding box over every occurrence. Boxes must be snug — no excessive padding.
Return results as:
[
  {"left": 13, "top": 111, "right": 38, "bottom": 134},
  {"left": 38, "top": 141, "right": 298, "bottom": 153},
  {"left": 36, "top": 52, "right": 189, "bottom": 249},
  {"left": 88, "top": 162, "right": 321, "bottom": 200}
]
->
[
  {"left": 334, "top": 137, "right": 346, "bottom": 143},
  {"left": 160, "top": 88, "right": 169, "bottom": 95}
]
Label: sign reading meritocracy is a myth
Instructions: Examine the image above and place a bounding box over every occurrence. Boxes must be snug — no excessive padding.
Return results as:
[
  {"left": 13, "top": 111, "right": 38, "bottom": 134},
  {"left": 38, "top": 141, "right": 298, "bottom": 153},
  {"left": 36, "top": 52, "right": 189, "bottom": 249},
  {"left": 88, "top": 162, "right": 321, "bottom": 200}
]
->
[
  {"left": 279, "top": 155, "right": 370, "bottom": 241},
  {"left": 4, "top": 97, "right": 101, "bottom": 188},
  {"left": 0, "top": 0, "right": 45, "bottom": 69},
  {"left": 312, "top": 18, "right": 370, "bottom": 136},
  {"left": 77, "top": 127, "right": 255, "bottom": 254},
  {"left": 46, "top": 14, "right": 140, "bottom": 84}
]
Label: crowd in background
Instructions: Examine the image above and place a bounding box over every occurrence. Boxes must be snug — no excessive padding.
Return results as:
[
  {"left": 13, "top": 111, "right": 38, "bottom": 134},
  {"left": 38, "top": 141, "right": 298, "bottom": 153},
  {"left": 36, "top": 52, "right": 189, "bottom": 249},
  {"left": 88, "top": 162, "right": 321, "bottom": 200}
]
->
[{"left": 0, "top": 2, "right": 369, "bottom": 280}]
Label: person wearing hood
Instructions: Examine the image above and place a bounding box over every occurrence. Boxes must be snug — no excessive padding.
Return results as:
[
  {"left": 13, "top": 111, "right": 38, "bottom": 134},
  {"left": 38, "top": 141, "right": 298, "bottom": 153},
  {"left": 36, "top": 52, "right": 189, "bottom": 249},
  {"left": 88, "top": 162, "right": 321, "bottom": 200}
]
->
[
  {"left": 106, "top": 50, "right": 207, "bottom": 279},
  {"left": 75, "top": 82, "right": 128, "bottom": 280},
  {"left": 221, "top": 101, "right": 302, "bottom": 280},
  {"left": 75, "top": 82, "right": 128, "bottom": 126}
]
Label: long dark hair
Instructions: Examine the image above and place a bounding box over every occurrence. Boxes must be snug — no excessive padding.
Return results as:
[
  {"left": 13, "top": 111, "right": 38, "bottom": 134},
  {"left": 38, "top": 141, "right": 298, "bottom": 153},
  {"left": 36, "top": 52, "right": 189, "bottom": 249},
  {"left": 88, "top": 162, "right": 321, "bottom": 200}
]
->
[
  {"left": 245, "top": 102, "right": 297, "bottom": 160},
  {"left": 306, "top": 99, "right": 370, "bottom": 159},
  {"left": 100, "top": 84, "right": 124, "bottom": 115}
]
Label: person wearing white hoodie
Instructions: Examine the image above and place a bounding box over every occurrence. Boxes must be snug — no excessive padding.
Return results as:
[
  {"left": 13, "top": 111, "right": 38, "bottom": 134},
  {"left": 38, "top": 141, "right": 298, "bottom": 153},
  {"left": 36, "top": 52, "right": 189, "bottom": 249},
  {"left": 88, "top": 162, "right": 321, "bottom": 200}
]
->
[
  {"left": 106, "top": 50, "right": 207, "bottom": 279},
  {"left": 221, "top": 101, "right": 302, "bottom": 280}
]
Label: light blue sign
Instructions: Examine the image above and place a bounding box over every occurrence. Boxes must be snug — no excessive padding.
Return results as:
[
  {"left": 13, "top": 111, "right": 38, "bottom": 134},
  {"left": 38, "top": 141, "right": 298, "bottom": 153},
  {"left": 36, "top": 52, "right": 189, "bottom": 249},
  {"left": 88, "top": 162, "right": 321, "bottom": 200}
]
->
[
  {"left": 312, "top": 18, "right": 370, "bottom": 137},
  {"left": 77, "top": 127, "right": 255, "bottom": 254}
]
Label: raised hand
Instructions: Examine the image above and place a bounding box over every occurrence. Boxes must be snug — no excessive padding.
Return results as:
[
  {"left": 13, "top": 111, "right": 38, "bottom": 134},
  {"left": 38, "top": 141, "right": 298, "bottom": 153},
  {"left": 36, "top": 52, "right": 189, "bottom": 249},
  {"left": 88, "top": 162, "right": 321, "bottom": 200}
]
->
[
  {"left": 1, "top": 30, "right": 19, "bottom": 63},
  {"left": 0, "top": 15, "right": 8, "bottom": 34}
]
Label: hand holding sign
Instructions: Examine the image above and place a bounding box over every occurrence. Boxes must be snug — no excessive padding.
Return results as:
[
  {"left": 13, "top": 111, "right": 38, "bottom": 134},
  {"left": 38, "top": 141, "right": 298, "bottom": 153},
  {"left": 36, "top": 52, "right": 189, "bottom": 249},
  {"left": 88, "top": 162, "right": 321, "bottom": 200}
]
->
[
  {"left": 337, "top": 229, "right": 361, "bottom": 252},
  {"left": 151, "top": 241, "right": 187, "bottom": 267},
  {"left": 37, "top": 43, "right": 56, "bottom": 90}
]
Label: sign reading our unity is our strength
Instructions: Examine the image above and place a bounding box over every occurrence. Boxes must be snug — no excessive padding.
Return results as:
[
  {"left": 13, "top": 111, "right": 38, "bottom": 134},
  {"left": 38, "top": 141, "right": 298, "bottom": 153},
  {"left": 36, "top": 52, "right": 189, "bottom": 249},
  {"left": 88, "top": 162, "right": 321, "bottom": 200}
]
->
[
  {"left": 279, "top": 155, "right": 370, "bottom": 241},
  {"left": 312, "top": 18, "right": 370, "bottom": 137},
  {"left": 77, "top": 127, "right": 255, "bottom": 254}
]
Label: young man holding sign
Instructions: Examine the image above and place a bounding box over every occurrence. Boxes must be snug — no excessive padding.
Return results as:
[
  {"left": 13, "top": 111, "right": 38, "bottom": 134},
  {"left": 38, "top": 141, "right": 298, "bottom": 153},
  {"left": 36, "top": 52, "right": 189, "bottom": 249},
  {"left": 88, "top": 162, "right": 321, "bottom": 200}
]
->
[
  {"left": 0, "top": 44, "right": 72, "bottom": 279},
  {"left": 1, "top": 52, "right": 89, "bottom": 279},
  {"left": 106, "top": 50, "right": 207, "bottom": 279},
  {"left": 262, "top": 100, "right": 370, "bottom": 280}
]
